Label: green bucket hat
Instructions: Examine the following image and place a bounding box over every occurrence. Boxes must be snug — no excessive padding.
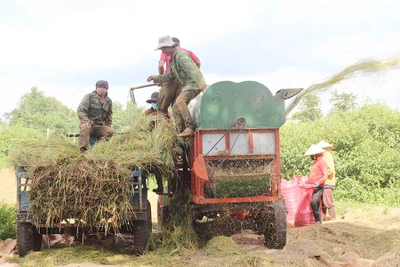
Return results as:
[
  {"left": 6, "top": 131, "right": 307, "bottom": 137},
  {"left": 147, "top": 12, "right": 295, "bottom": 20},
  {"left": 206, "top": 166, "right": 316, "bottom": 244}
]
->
[{"left": 155, "top": 35, "right": 176, "bottom": 51}]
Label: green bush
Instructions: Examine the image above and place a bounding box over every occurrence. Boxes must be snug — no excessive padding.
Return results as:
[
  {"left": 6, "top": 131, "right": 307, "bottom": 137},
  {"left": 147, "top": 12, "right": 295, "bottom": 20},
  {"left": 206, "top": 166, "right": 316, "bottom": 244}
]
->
[
  {"left": 0, "top": 203, "right": 16, "bottom": 240},
  {"left": 281, "top": 103, "right": 400, "bottom": 205},
  {"left": 0, "top": 123, "right": 44, "bottom": 169}
]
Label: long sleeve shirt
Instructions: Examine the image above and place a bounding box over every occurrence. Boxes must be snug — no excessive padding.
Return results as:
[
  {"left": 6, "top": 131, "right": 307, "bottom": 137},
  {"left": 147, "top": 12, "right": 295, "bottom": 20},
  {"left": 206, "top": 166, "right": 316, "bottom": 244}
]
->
[
  {"left": 306, "top": 155, "right": 327, "bottom": 187},
  {"left": 77, "top": 92, "right": 113, "bottom": 126},
  {"left": 160, "top": 47, "right": 200, "bottom": 74},
  {"left": 153, "top": 48, "right": 206, "bottom": 92}
]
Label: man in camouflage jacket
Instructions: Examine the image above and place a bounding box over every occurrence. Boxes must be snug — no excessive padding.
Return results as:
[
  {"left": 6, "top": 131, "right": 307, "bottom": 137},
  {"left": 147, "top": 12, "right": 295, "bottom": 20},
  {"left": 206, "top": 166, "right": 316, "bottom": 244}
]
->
[
  {"left": 77, "top": 80, "right": 115, "bottom": 151},
  {"left": 147, "top": 35, "right": 206, "bottom": 138}
]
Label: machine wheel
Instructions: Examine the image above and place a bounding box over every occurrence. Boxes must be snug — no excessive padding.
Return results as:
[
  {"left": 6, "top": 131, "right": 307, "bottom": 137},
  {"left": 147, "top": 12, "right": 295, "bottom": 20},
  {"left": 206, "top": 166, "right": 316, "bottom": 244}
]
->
[
  {"left": 132, "top": 201, "right": 152, "bottom": 255},
  {"left": 264, "top": 200, "right": 287, "bottom": 249},
  {"left": 192, "top": 210, "right": 241, "bottom": 243},
  {"left": 16, "top": 222, "right": 42, "bottom": 256}
]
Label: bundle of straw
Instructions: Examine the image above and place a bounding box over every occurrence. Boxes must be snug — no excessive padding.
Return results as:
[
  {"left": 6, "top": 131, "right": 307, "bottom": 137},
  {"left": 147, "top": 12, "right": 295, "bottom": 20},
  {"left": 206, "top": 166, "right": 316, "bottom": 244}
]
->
[{"left": 9, "top": 116, "right": 178, "bottom": 232}]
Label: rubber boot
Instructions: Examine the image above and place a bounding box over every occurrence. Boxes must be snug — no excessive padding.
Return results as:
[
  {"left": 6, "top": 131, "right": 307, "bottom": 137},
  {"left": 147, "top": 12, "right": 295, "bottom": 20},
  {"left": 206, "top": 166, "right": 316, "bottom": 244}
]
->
[{"left": 328, "top": 207, "right": 336, "bottom": 220}]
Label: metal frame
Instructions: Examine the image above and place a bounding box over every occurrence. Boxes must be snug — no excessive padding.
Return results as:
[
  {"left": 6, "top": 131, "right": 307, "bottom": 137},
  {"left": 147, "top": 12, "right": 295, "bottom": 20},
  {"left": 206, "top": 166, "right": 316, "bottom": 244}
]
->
[
  {"left": 16, "top": 167, "right": 149, "bottom": 227},
  {"left": 190, "top": 128, "right": 281, "bottom": 204}
]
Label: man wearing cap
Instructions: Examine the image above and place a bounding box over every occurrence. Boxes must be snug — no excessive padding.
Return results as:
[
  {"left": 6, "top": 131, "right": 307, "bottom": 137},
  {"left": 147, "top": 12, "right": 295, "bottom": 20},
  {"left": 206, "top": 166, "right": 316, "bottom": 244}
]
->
[
  {"left": 147, "top": 35, "right": 206, "bottom": 138},
  {"left": 303, "top": 144, "right": 328, "bottom": 224},
  {"left": 317, "top": 140, "right": 336, "bottom": 220},
  {"left": 77, "top": 80, "right": 115, "bottom": 152},
  {"left": 143, "top": 91, "right": 172, "bottom": 121},
  {"left": 144, "top": 91, "right": 160, "bottom": 116},
  {"left": 157, "top": 37, "right": 201, "bottom": 120},
  {"left": 158, "top": 37, "right": 201, "bottom": 75},
  {"left": 142, "top": 91, "right": 165, "bottom": 194}
]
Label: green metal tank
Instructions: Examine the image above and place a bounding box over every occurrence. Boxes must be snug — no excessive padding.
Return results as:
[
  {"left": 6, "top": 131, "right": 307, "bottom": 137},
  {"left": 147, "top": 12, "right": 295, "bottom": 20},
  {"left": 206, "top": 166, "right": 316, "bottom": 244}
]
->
[{"left": 192, "top": 81, "right": 293, "bottom": 130}]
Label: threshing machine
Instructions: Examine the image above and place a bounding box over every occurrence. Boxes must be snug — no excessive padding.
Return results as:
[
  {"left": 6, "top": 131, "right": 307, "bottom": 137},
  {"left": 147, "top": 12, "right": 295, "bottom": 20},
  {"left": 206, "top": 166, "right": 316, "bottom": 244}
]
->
[{"left": 158, "top": 81, "right": 302, "bottom": 249}]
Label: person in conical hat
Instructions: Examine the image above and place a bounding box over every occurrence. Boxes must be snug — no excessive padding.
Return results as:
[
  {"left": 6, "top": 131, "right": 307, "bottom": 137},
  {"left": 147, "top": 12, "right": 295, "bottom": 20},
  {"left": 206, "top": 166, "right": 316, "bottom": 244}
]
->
[
  {"left": 317, "top": 140, "right": 336, "bottom": 220},
  {"left": 304, "top": 144, "right": 327, "bottom": 224}
]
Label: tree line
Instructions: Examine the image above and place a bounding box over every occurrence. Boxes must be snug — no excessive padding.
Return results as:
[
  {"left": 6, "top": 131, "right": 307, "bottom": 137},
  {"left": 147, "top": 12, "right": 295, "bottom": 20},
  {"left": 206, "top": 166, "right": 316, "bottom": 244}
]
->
[
  {"left": 282, "top": 90, "right": 400, "bottom": 205},
  {"left": 1, "top": 87, "right": 399, "bottom": 205},
  {"left": 0, "top": 87, "right": 143, "bottom": 168}
]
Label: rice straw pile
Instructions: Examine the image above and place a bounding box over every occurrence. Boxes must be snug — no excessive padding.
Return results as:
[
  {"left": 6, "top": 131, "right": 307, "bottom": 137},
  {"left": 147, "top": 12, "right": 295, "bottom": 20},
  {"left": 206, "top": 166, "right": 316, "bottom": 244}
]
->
[{"left": 9, "top": 115, "right": 178, "bottom": 232}]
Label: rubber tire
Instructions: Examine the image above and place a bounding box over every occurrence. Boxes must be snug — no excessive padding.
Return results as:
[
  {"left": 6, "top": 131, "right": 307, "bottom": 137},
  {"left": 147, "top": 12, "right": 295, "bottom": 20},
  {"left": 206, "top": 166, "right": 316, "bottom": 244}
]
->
[
  {"left": 132, "top": 201, "right": 151, "bottom": 255},
  {"left": 16, "top": 222, "right": 42, "bottom": 257},
  {"left": 264, "top": 200, "right": 287, "bottom": 249}
]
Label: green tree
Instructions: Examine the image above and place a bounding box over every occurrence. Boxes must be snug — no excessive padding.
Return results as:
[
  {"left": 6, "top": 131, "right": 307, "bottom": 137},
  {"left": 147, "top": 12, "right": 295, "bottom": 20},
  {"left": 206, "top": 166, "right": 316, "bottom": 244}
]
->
[
  {"left": 0, "top": 123, "right": 44, "bottom": 168},
  {"left": 5, "top": 87, "right": 79, "bottom": 134},
  {"left": 281, "top": 102, "right": 400, "bottom": 206},
  {"left": 329, "top": 90, "right": 357, "bottom": 114},
  {"left": 112, "top": 101, "right": 144, "bottom": 133},
  {"left": 291, "top": 93, "right": 322, "bottom": 122}
]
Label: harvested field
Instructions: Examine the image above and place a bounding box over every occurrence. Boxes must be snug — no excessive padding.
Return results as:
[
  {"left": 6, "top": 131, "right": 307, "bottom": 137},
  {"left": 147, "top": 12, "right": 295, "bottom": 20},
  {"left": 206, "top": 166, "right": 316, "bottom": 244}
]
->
[
  {"left": 1, "top": 169, "right": 400, "bottom": 266},
  {"left": 8, "top": 203, "right": 399, "bottom": 267}
]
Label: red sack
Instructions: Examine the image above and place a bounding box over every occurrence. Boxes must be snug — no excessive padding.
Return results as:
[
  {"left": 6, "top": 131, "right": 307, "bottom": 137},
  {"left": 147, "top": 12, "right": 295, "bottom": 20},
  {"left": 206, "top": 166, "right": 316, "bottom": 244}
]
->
[
  {"left": 294, "top": 184, "right": 317, "bottom": 227},
  {"left": 282, "top": 176, "right": 322, "bottom": 227},
  {"left": 280, "top": 178, "right": 301, "bottom": 222}
]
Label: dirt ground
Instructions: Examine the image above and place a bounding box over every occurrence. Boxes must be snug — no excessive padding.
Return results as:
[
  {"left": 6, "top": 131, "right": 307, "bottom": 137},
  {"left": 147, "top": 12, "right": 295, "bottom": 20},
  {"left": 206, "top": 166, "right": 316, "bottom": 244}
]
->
[
  {"left": 0, "top": 168, "right": 17, "bottom": 205},
  {"left": 1, "top": 169, "right": 400, "bottom": 267}
]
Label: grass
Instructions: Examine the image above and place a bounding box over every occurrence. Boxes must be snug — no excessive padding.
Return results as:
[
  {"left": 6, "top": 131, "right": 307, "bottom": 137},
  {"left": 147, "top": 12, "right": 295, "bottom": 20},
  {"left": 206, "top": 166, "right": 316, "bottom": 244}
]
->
[
  {"left": 19, "top": 246, "right": 135, "bottom": 267},
  {"left": 18, "top": 244, "right": 189, "bottom": 267},
  {"left": 8, "top": 200, "right": 400, "bottom": 267}
]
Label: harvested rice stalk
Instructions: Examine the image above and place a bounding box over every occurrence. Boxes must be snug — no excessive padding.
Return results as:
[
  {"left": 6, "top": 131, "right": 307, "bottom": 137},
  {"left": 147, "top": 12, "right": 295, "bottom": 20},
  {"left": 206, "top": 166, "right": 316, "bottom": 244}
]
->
[
  {"left": 285, "top": 54, "right": 400, "bottom": 116},
  {"left": 149, "top": 186, "right": 199, "bottom": 253},
  {"left": 9, "top": 115, "right": 179, "bottom": 232},
  {"left": 29, "top": 159, "right": 133, "bottom": 231}
]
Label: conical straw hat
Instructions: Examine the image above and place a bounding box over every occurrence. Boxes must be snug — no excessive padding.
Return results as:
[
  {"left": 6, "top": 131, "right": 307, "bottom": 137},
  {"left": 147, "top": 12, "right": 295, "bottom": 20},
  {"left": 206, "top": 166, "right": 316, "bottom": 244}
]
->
[
  {"left": 317, "top": 140, "right": 334, "bottom": 149},
  {"left": 304, "top": 144, "right": 325, "bottom": 156}
]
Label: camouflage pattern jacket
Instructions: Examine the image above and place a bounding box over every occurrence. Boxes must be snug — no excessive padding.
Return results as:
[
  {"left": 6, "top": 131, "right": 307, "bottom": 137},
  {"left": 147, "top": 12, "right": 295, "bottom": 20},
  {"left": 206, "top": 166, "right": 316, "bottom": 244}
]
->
[
  {"left": 153, "top": 48, "right": 206, "bottom": 91},
  {"left": 77, "top": 92, "right": 113, "bottom": 126}
]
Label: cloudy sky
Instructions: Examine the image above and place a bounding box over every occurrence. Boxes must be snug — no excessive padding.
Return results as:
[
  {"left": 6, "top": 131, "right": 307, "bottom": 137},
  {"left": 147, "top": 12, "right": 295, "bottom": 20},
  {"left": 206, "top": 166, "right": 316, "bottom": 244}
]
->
[{"left": 1, "top": 0, "right": 399, "bottom": 119}]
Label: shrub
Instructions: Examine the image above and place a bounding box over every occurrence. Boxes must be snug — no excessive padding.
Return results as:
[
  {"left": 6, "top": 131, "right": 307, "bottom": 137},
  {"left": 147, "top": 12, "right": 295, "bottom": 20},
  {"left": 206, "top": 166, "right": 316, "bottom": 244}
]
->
[
  {"left": 281, "top": 103, "right": 400, "bottom": 205},
  {"left": 0, "top": 123, "right": 44, "bottom": 169},
  {"left": 0, "top": 202, "right": 16, "bottom": 240}
]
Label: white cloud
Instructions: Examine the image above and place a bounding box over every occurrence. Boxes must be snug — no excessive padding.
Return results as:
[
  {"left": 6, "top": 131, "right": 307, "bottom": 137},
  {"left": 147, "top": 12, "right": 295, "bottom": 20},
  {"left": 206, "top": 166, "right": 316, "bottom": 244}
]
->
[
  {"left": 1, "top": 0, "right": 400, "bottom": 119},
  {"left": 313, "top": 33, "right": 400, "bottom": 68},
  {"left": 0, "top": 0, "right": 262, "bottom": 71}
]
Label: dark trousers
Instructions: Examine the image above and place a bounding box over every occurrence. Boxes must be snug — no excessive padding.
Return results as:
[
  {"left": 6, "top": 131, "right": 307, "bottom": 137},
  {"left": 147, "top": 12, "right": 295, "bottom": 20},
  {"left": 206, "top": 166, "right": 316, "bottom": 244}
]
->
[
  {"left": 157, "top": 80, "right": 181, "bottom": 117},
  {"left": 172, "top": 89, "right": 201, "bottom": 133},
  {"left": 78, "top": 124, "right": 115, "bottom": 151},
  {"left": 310, "top": 187, "right": 324, "bottom": 223}
]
